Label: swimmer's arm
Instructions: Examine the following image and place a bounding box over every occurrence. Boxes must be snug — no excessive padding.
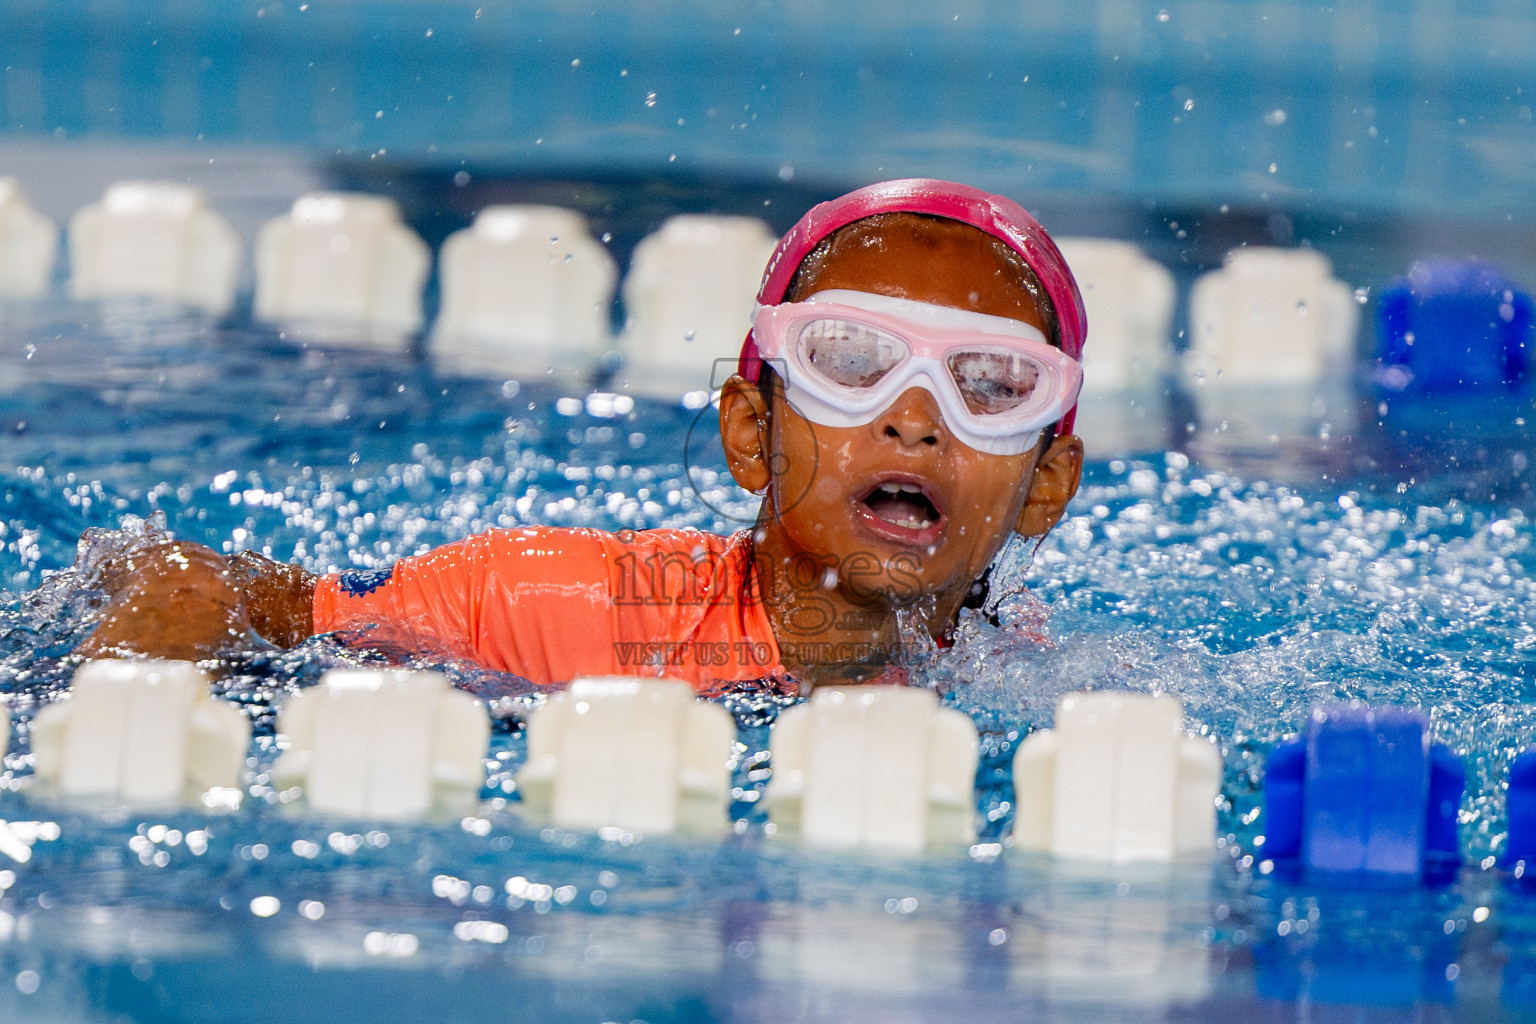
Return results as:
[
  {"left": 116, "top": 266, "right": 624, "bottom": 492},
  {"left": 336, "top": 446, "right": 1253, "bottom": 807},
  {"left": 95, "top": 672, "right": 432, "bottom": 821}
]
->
[{"left": 226, "top": 551, "right": 318, "bottom": 649}]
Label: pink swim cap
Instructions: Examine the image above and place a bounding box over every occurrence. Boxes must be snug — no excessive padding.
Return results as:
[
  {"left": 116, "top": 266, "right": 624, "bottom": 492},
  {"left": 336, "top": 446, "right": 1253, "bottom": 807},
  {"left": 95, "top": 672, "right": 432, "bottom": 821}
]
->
[{"left": 737, "top": 178, "right": 1088, "bottom": 435}]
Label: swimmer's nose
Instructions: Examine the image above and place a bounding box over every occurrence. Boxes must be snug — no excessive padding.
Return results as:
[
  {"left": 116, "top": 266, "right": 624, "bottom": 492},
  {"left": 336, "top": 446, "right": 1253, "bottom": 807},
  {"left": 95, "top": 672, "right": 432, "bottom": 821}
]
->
[{"left": 872, "top": 386, "right": 948, "bottom": 450}]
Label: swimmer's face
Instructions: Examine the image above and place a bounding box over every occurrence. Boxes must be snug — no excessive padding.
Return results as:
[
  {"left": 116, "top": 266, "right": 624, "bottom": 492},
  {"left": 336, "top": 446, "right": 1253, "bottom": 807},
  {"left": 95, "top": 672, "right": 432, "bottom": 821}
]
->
[{"left": 722, "top": 214, "right": 1083, "bottom": 623}]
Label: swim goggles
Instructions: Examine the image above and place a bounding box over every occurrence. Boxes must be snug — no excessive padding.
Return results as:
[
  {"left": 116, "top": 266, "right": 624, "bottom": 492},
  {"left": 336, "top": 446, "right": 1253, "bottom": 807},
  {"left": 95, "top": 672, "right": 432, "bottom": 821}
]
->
[{"left": 750, "top": 289, "right": 1083, "bottom": 456}]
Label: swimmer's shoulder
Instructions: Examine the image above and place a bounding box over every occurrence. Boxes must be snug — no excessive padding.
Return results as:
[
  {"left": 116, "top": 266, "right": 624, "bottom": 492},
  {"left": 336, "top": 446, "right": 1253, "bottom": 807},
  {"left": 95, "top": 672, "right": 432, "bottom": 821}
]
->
[
  {"left": 476, "top": 523, "right": 743, "bottom": 560},
  {"left": 450, "top": 527, "right": 746, "bottom": 592}
]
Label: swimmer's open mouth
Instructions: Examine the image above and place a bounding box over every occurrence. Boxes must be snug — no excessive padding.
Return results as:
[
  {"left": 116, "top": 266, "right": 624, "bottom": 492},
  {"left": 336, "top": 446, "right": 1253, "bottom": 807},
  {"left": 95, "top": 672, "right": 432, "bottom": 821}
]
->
[{"left": 858, "top": 481, "right": 943, "bottom": 532}]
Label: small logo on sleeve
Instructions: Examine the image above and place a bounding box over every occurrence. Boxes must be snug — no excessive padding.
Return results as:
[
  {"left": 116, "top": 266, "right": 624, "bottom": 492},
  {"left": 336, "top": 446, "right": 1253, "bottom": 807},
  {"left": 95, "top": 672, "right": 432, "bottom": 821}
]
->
[{"left": 337, "top": 566, "right": 395, "bottom": 597}]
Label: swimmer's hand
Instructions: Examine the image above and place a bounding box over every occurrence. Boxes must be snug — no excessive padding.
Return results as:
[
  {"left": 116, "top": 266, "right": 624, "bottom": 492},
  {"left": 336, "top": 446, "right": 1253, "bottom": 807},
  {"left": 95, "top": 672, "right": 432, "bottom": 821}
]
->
[
  {"left": 75, "top": 539, "right": 252, "bottom": 662},
  {"left": 74, "top": 539, "right": 317, "bottom": 661}
]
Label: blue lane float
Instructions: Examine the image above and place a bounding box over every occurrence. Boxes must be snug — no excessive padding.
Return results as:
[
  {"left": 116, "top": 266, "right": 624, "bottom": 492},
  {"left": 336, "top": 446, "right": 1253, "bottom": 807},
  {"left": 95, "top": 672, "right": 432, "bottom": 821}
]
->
[
  {"left": 1262, "top": 703, "right": 1463, "bottom": 885},
  {"left": 1502, "top": 748, "right": 1536, "bottom": 881},
  {"left": 1374, "top": 260, "right": 1535, "bottom": 392}
]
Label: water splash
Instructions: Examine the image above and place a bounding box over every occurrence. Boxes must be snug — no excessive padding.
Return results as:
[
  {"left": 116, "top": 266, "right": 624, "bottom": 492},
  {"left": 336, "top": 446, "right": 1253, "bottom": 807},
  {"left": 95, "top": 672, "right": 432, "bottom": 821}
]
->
[
  {"left": 0, "top": 512, "right": 184, "bottom": 709},
  {"left": 3, "top": 319, "right": 1536, "bottom": 867},
  {"left": 891, "top": 596, "right": 941, "bottom": 666},
  {"left": 907, "top": 455, "right": 1536, "bottom": 860}
]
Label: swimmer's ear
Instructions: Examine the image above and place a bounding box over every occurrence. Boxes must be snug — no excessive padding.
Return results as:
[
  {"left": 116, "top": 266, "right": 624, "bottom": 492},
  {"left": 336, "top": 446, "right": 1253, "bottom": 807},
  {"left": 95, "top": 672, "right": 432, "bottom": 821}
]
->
[
  {"left": 1015, "top": 433, "right": 1083, "bottom": 538},
  {"left": 719, "top": 375, "right": 774, "bottom": 494}
]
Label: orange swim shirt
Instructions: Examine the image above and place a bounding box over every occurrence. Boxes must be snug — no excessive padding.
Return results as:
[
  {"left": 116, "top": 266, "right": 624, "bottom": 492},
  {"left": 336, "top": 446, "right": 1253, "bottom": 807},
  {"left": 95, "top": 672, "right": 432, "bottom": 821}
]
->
[{"left": 312, "top": 526, "right": 784, "bottom": 694}]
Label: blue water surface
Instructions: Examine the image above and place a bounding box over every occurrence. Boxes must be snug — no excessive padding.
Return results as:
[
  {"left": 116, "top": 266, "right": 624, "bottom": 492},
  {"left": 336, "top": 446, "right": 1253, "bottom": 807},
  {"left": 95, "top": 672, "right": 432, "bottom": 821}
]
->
[{"left": 0, "top": 301, "right": 1532, "bottom": 1021}]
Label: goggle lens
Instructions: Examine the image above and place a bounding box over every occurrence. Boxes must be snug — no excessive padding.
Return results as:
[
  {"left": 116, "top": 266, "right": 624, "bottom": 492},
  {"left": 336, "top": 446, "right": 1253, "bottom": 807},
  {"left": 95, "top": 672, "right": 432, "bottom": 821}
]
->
[
  {"left": 797, "top": 318, "right": 908, "bottom": 389},
  {"left": 800, "top": 316, "right": 1049, "bottom": 418},
  {"left": 946, "top": 349, "right": 1043, "bottom": 415}
]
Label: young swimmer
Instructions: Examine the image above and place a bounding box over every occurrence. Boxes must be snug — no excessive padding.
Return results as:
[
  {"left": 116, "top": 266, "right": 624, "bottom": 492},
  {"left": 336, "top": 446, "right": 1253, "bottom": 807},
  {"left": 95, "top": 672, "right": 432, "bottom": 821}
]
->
[{"left": 77, "top": 179, "right": 1087, "bottom": 693}]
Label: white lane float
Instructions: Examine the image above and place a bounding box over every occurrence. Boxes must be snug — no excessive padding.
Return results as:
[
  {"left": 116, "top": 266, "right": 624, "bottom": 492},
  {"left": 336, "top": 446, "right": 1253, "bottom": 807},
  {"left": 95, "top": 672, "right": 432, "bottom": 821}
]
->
[
  {"left": 1012, "top": 692, "right": 1221, "bottom": 863},
  {"left": 0, "top": 177, "right": 57, "bottom": 299},
  {"left": 616, "top": 215, "right": 779, "bottom": 399},
  {"left": 254, "top": 192, "right": 430, "bottom": 347},
  {"left": 518, "top": 676, "right": 736, "bottom": 833},
  {"left": 68, "top": 182, "right": 240, "bottom": 316},
  {"left": 1187, "top": 246, "right": 1358, "bottom": 385},
  {"left": 1055, "top": 237, "right": 1176, "bottom": 393},
  {"left": 765, "top": 685, "right": 979, "bottom": 852},
  {"left": 431, "top": 204, "right": 617, "bottom": 380},
  {"left": 30, "top": 659, "right": 250, "bottom": 809},
  {"left": 271, "top": 668, "right": 488, "bottom": 821}
]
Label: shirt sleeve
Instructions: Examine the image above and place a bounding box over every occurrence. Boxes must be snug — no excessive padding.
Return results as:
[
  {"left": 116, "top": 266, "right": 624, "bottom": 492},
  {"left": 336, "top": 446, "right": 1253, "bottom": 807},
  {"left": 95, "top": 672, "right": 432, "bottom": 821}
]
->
[
  {"left": 312, "top": 527, "right": 622, "bottom": 683},
  {"left": 312, "top": 525, "right": 782, "bottom": 689}
]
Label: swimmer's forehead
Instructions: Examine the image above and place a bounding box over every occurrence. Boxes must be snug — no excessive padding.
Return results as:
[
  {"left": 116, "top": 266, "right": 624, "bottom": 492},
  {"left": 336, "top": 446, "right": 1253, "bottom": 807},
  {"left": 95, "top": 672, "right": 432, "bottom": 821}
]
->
[{"left": 787, "top": 213, "right": 1054, "bottom": 336}]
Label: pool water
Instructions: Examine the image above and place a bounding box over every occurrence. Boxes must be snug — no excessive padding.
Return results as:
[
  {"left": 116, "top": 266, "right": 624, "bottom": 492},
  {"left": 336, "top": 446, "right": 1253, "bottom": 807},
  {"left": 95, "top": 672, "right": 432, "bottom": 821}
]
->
[{"left": 0, "top": 299, "right": 1534, "bottom": 1021}]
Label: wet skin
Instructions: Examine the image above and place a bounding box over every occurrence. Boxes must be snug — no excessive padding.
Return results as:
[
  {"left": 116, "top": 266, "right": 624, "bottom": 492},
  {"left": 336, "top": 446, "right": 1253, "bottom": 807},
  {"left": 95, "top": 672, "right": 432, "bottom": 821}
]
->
[
  {"left": 77, "top": 545, "right": 314, "bottom": 660},
  {"left": 77, "top": 214, "right": 1082, "bottom": 681},
  {"left": 74, "top": 540, "right": 251, "bottom": 662},
  {"left": 718, "top": 215, "right": 1083, "bottom": 685}
]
